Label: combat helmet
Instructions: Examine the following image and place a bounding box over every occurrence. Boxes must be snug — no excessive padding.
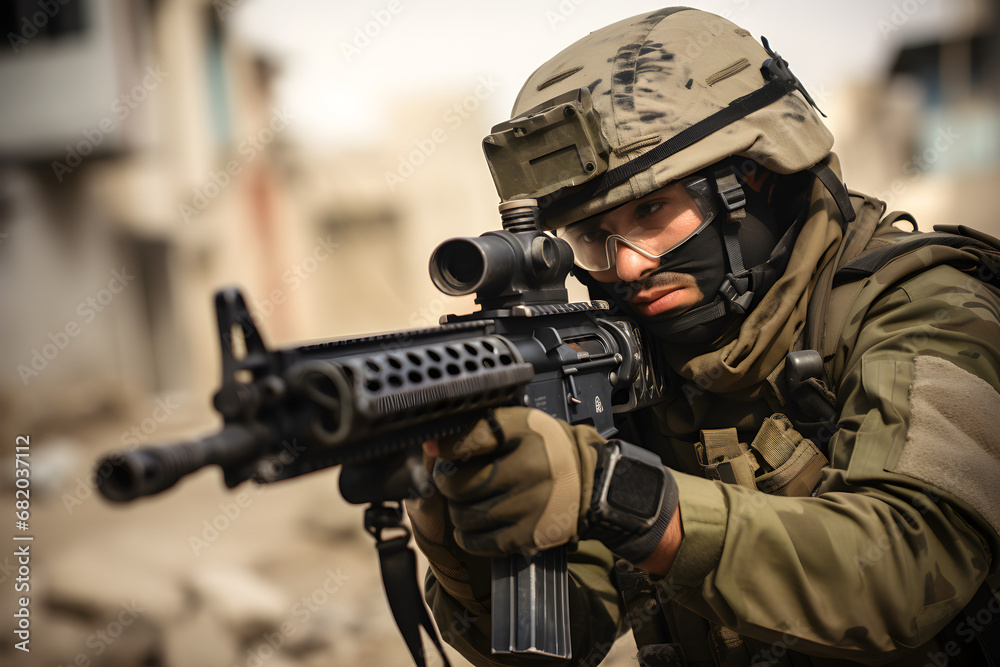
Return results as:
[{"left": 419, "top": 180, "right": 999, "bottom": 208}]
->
[{"left": 483, "top": 7, "right": 855, "bottom": 341}]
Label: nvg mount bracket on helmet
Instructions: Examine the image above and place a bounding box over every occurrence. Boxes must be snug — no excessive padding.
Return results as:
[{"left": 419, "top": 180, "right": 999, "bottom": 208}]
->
[{"left": 483, "top": 87, "right": 610, "bottom": 203}]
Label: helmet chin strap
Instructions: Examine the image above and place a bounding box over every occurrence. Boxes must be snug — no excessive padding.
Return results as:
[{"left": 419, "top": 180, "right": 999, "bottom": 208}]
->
[{"left": 642, "top": 294, "right": 732, "bottom": 342}]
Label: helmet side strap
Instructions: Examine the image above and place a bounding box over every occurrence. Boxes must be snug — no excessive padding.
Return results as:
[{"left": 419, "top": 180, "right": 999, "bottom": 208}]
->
[{"left": 714, "top": 167, "right": 755, "bottom": 313}]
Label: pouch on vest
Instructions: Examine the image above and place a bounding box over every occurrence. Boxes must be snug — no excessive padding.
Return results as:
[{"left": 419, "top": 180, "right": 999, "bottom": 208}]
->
[{"left": 697, "top": 416, "right": 828, "bottom": 496}]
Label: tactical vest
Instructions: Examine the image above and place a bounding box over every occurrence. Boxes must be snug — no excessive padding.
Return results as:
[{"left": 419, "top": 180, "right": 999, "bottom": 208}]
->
[{"left": 618, "top": 192, "right": 1000, "bottom": 667}]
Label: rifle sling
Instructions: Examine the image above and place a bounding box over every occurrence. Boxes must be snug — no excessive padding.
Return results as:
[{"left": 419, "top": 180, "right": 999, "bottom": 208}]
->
[{"left": 367, "top": 504, "right": 452, "bottom": 667}]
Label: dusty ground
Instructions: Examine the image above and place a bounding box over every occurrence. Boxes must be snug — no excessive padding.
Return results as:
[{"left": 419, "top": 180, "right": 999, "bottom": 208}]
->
[{"left": 1, "top": 399, "right": 640, "bottom": 667}]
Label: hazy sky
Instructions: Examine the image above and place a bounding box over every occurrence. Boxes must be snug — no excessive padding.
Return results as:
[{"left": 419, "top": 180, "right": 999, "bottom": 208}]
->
[{"left": 229, "top": 0, "right": 974, "bottom": 145}]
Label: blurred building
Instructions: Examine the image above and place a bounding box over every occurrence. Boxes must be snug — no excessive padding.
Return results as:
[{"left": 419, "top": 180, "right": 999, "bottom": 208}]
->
[
  {"left": 829, "top": 0, "right": 1000, "bottom": 237},
  {"left": 0, "top": 0, "right": 499, "bottom": 430},
  {"left": 0, "top": 0, "right": 306, "bottom": 426}
]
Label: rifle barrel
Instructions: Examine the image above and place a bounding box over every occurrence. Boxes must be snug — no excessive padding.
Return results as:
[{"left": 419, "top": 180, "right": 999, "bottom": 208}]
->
[{"left": 96, "top": 425, "right": 262, "bottom": 502}]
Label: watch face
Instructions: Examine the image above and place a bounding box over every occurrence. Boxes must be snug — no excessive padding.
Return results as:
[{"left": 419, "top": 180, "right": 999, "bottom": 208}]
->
[{"left": 608, "top": 462, "right": 664, "bottom": 520}]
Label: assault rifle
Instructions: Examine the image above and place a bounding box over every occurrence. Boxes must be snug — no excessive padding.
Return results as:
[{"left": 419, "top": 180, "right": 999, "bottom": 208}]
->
[{"left": 95, "top": 200, "right": 667, "bottom": 665}]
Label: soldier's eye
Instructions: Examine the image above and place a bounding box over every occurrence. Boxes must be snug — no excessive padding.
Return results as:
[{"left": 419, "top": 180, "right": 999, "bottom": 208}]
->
[
  {"left": 635, "top": 201, "right": 666, "bottom": 219},
  {"left": 580, "top": 228, "right": 608, "bottom": 244}
]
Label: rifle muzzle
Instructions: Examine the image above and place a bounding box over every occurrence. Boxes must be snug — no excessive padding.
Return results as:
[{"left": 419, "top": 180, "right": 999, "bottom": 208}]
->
[{"left": 96, "top": 426, "right": 262, "bottom": 502}]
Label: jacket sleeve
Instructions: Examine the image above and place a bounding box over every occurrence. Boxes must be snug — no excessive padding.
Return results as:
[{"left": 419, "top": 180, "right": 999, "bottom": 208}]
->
[
  {"left": 425, "top": 539, "right": 624, "bottom": 667},
  {"left": 661, "top": 265, "right": 1000, "bottom": 664}
]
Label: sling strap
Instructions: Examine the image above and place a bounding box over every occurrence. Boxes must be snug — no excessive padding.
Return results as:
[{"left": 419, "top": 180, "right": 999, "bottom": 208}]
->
[{"left": 365, "top": 503, "right": 451, "bottom": 667}]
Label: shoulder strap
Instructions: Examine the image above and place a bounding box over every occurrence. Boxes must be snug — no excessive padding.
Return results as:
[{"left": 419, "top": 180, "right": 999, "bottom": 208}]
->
[
  {"left": 803, "top": 190, "right": 885, "bottom": 360},
  {"left": 814, "top": 221, "right": 1000, "bottom": 387},
  {"left": 834, "top": 230, "right": 1000, "bottom": 286}
]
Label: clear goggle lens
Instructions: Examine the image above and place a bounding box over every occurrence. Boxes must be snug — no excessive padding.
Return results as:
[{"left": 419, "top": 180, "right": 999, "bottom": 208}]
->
[{"left": 555, "top": 177, "right": 718, "bottom": 272}]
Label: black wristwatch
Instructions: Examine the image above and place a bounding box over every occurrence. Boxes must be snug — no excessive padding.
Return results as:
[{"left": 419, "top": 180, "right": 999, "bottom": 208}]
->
[{"left": 586, "top": 439, "right": 670, "bottom": 542}]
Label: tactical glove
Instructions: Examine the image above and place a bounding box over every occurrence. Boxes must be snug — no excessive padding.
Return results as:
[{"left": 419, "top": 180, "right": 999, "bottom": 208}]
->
[{"left": 432, "top": 407, "right": 678, "bottom": 565}]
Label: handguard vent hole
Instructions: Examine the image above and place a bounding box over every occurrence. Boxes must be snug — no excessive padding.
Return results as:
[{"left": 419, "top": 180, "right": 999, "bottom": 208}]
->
[
  {"left": 428, "top": 350, "right": 442, "bottom": 362},
  {"left": 464, "top": 361, "right": 478, "bottom": 372},
  {"left": 388, "top": 356, "right": 403, "bottom": 370},
  {"left": 428, "top": 367, "right": 442, "bottom": 379},
  {"left": 464, "top": 343, "right": 478, "bottom": 356},
  {"left": 388, "top": 375, "right": 403, "bottom": 387},
  {"left": 408, "top": 371, "right": 422, "bottom": 384},
  {"left": 446, "top": 364, "right": 460, "bottom": 376},
  {"left": 321, "top": 413, "right": 340, "bottom": 435},
  {"left": 366, "top": 380, "right": 382, "bottom": 392},
  {"left": 407, "top": 353, "right": 422, "bottom": 366},
  {"left": 483, "top": 358, "right": 496, "bottom": 368},
  {"left": 499, "top": 355, "right": 512, "bottom": 365}
]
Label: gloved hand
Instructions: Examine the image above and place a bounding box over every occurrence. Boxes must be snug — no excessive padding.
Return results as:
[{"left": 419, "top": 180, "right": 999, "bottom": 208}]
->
[{"left": 430, "top": 407, "right": 678, "bottom": 565}]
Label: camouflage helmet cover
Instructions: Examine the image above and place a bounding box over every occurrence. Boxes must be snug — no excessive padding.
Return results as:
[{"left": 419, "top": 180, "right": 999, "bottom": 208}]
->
[{"left": 494, "top": 7, "right": 834, "bottom": 230}]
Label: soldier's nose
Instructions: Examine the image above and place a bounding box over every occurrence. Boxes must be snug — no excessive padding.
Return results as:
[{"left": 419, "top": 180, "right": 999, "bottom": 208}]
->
[{"left": 615, "top": 243, "right": 658, "bottom": 282}]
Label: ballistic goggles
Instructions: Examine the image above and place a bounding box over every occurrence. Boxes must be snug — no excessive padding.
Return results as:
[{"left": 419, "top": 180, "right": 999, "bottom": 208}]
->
[{"left": 553, "top": 176, "right": 719, "bottom": 272}]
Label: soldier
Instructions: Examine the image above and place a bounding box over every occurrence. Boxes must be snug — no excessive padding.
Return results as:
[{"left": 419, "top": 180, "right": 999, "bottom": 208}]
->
[{"left": 406, "top": 8, "right": 1000, "bottom": 667}]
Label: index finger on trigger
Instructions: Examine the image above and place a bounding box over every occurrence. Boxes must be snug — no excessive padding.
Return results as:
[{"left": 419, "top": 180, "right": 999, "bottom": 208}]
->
[{"left": 423, "top": 440, "right": 440, "bottom": 458}]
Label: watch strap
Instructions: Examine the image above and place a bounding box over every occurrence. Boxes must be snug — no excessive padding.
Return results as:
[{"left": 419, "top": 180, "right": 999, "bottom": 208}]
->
[{"left": 585, "top": 440, "right": 679, "bottom": 564}]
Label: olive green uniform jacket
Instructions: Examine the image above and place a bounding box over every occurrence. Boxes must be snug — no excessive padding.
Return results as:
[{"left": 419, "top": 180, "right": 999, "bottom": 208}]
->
[{"left": 424, "top": 182, "right": 1000, "bottom": 666}]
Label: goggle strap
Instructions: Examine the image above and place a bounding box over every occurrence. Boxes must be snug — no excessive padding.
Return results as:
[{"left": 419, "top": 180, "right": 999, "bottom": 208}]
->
[
  {"left": 592, "top": 77, "right": 797, "bottom": 195},
  {"left": 539, "top": 76, "right": 798, "bottom": 220}
]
